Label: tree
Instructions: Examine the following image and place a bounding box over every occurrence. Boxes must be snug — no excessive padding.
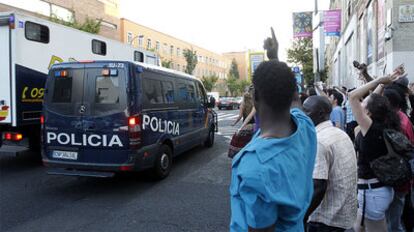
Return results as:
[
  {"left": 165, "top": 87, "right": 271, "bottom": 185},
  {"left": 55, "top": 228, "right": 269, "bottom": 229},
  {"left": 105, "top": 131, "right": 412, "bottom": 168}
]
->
[
  {"left": 226, "top": 77, "right": 239, "bottom": 96},
  {"left": 183, "top": 48, "right": 198, "bottom": 74},
  {"left": 201, "top": 75, "right": 219, "bottom": 92},
  {"left": 161, "top": 59, "right": 172, "bottom": 68},
  {"left": 50, "top": 15, "right": 101, "bottom": 34},
  {"left": 228, "top": 59, "right": 240, "bottom": 79},
  {"left": 238, "top": 79, "right": 251, "bottom": 94},
  {"left": 287, "top": 38, "right": 314, "bottom": 84}
]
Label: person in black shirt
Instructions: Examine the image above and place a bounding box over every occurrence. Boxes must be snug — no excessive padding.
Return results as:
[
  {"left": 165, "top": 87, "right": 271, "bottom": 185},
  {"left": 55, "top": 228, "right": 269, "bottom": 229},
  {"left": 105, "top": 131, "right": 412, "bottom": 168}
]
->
[{"left": 349, "top": 68, "right": 403, "bottom": 232}]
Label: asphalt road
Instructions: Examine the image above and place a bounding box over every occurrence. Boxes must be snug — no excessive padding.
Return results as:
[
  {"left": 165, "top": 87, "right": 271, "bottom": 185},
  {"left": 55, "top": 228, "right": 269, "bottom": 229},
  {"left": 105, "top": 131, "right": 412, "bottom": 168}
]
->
[{"left": 0, "top": 109, "right": 241, "bottom": 232}]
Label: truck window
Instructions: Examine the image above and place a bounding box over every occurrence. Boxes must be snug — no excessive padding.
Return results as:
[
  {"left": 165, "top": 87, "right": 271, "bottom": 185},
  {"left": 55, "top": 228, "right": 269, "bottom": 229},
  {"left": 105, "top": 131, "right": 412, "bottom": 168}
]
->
[
  {"left": 134, "top": 51, "right": 144, "bottom": 62},
  {"left": 95, "top": 76, "right": 120, "bottom": 104},
  {"left": 25, "top": 21, "right": 49, "bottom": 43},
  {"left": 92, "top": 39, "right": 107, "bottom": 55}
]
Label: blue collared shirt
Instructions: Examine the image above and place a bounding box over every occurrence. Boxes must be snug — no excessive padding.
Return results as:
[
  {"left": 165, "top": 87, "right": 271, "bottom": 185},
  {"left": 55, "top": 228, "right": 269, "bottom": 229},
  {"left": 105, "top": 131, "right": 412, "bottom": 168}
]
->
[{"left": 230, "top": 108, "right": 317, "bottom": 231}]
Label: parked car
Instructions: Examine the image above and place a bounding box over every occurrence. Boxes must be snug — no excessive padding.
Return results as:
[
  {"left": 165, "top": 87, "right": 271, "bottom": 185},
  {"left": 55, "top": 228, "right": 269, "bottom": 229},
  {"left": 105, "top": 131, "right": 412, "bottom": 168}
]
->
[
  {"left": 218, "top": 97, "right": 239, "bottom": 110},
  {"left": 235, "top": 97, "right": 243, "bottom": 105}
]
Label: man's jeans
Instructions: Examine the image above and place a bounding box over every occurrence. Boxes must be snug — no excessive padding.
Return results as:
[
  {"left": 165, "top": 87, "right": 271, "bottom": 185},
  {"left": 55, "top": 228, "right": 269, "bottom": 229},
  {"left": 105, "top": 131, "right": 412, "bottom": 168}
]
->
[{"left": 386, "top": 191, "right": 407, "bottom": 232}]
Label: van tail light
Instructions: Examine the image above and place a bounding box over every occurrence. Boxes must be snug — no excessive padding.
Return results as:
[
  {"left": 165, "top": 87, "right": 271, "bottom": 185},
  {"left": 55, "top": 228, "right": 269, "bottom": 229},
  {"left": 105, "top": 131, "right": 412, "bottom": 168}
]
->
[
  {"left": 3, "top": 132, "right": 23, "bottom": 141},
  {"left": 40, "top": 115, "right": 44, "bottom": 143},
  {"left": 128, "top": 115, "right": 142, "bottom": 149}
]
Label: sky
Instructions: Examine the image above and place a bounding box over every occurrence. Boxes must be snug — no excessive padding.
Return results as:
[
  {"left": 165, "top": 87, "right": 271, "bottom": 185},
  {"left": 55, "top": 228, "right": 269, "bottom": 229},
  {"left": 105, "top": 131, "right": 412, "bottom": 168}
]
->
[{"left": 120, "top": 0, "right": 330, "bottom": 61}]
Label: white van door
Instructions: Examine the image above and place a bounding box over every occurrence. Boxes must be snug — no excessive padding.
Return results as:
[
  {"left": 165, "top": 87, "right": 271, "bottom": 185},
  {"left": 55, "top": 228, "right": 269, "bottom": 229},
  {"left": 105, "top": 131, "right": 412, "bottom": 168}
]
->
[{"left": 0, "top": 16, "right": 12, "bottom": 124}]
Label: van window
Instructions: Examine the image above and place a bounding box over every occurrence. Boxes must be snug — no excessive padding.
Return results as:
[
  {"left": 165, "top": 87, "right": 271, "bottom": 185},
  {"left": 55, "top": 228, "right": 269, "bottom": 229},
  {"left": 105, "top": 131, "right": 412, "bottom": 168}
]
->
[
  {"left": 88, "top": 68, "right": 126, "bottom": 116},
  {"left": 161, "top": 81, "right": 175, "bottom": 103},
  {"left": 52, "top": 77, "right": 72, "bottom": 103},
  {"left": 46, "top": 69, "right": 84, "bottom": 116},
  {"left": 187, "top": 82, "right": 197, "bottom": 103},
  {"left": 196, "top": 82, "right": 206, "bottom": 103},
  {"left": 92, "top": 39, "right": 107, "bottom": 55},
  {"left": 25, "top": 21, "right": 49, "bottom": 43},
  {"left": 177, "top": 82, "right": 189, "bottom": 102},
  {"left": 95, "top": 76, "right": 120, "bottom": 104},
  {"left": 143, "top": 79, "right": 164, "bottom": 105}
]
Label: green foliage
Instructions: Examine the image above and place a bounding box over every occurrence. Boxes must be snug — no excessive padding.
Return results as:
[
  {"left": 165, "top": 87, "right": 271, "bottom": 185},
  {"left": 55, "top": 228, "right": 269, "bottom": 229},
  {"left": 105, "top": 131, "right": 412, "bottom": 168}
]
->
[
  {"left": 183, "top": 48, "right": 198, "bottom": 75},
  {"left": 50, "top": 15, "right": 101, "bottom": 34},
  {"left": 287, "top": 38, "right": 313, "bottom": 85},
  {"left": 201, "top": 75, "right": 219, "bottom": 92},
  {"left": 229, "top": 59, "right": 240, "bottom": 79},
  {"left": 238, "top": 79, "right": 251, "bottom": 94},
  {"left": 225, "top": 77, "right": 251, "bottom": 96},
  {"left": 162, "top": 59, "right": 172, "bottom": 68},
  {"left": 226, "top": 77, "right": 239, "bottom": 96}
]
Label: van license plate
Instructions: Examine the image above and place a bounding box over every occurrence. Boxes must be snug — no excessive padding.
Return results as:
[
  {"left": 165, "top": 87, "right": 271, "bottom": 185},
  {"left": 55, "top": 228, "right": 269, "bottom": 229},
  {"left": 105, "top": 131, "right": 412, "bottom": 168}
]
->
[{"left": 52, "top": 151, "right": 78, "bottom": 160}]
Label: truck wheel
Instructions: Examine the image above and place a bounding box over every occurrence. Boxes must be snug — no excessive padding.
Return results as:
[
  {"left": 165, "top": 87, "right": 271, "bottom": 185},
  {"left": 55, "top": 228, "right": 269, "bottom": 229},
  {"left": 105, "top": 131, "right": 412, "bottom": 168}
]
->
[
  {"left": 204, "top": 126, "right": 215, "bottom": 148},
  {"left": 152, "top": 144, "right": 172, "bottom": 180}
]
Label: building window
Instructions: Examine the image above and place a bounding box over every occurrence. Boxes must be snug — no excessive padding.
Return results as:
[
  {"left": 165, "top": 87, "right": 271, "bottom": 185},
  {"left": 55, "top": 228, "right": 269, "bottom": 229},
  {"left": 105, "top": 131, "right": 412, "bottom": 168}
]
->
[
  {"left": 170, "top": 45, "right": 174, "bottom": 55},
  {"left": 156, "top": 41, "right": 160, "bottom": 52},
  {"left": 50, "top": 4, "right": 74, "bottom": 22},
  {"left": 100, "top": 20, "right": 117, "bottom": 29},
  {"left": 177, "top": 48, "right": 181, "bottom": 57},
  {"left": 127, "top": 32, "right": 133, "bottom": 44},
  {"left": 25, "top": 21, "right": 49, "bottom": 43},
  {"left": 92, "top": 39, "right": 107, "bottom": 55},
  {"left": 147, "top": 39, "right": 152, "bottom": 49},
  {"left": 138, "top": 36, "right": 143, "bottom": 48},
  {"left": 177, "top": 64, "right": 181, "bottom": 71}
]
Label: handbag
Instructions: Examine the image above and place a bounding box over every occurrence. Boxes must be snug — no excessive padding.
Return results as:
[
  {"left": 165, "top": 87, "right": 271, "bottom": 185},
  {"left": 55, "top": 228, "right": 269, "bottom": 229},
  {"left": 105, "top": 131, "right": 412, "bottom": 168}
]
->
[
  {"left": 370, "top": 129, "right": 413, "bottom": 187},
  {"left": 228, "top": 124, "right": 254, "bottom": 159}
]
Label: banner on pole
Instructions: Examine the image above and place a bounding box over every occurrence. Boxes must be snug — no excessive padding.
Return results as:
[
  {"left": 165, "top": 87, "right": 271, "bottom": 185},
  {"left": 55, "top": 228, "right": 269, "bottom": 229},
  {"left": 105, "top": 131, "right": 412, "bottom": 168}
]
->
[
  {"left": 324, "top": 10, "right": 341, "bottom": 36},
  {"left": 293, "top": 12, "right": 313, "bottom": 38}
]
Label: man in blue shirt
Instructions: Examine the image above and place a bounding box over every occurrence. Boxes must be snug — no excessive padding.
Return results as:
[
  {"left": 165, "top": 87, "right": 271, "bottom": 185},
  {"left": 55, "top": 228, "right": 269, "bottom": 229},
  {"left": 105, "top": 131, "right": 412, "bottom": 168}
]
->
[
  {"left": 329, "top": 91, "right": 345, "bottom": 131},
  {"left": 230, "top": 60, "right": 317, "bottom": 231}
]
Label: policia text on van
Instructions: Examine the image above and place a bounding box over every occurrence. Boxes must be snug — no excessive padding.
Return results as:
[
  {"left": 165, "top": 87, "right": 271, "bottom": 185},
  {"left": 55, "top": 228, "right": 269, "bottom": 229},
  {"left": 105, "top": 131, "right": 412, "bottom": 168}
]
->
[{"left": 42, "top": 61, "right": 217, "bottom": 179}]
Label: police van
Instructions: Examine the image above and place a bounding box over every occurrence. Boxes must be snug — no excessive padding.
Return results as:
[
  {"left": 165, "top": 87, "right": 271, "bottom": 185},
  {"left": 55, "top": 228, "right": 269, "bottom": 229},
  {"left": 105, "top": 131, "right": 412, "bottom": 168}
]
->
[
  {"left": 42, "top": 61, "right": 217, "bottom": 179},
  {"left": 0, "top": 12, "right": 158, "bottom": 153}
]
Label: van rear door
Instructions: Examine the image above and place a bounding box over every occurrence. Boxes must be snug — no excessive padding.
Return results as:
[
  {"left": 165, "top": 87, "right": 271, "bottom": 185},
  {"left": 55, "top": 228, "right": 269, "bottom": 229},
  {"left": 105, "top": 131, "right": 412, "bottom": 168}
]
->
[
  {"left": 80, "top": 63, "right": 130, "bottom": 164},
  {"left": 0, "top": 15, "right": 12, "bottom": 124},
  {"left": 44, "top": 62, "right": 130, "bottom": 167},
  {"left": 44, "top": 64, "right": 86, "bottom": 161}
]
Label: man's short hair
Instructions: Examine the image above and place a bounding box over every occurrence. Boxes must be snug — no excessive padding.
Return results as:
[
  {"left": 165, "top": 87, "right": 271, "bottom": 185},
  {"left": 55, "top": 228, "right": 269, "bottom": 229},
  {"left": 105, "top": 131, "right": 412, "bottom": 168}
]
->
[
  {"left": 331, "top": 90, "right": 344, "bottom": 106},
  {"left": 252, "top": 60, "right": 296, "bottom": 111}
]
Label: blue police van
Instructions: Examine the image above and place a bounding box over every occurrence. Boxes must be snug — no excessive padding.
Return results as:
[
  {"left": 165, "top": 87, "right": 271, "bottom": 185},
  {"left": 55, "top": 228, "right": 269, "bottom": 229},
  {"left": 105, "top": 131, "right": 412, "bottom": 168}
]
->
[{"left": 41, "top": 61, "right": 217, "bottom": 179}]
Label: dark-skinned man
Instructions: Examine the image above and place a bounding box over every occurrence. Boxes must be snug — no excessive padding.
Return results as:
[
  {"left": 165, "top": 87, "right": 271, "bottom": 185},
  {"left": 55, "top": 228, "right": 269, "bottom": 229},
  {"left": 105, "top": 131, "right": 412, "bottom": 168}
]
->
[
  {"left": 303, "top": 96, "right": 357, "bottom": 232},
  {"left": 230, "top": 60, "right": 317, "bottom": 232}
]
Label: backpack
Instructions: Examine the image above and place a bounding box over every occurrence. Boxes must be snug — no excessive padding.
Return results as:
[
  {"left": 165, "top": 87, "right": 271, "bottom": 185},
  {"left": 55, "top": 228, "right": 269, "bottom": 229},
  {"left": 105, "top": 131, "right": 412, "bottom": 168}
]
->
[{"left": 370, "top": 129, "right": 413, "bottom": 187}]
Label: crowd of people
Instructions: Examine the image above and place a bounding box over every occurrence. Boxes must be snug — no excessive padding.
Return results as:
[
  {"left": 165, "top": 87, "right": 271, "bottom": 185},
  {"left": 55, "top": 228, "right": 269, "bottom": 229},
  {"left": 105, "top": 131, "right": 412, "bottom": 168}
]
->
[{"left": 229, "top": 60, "right": 413, "bottom": 232}]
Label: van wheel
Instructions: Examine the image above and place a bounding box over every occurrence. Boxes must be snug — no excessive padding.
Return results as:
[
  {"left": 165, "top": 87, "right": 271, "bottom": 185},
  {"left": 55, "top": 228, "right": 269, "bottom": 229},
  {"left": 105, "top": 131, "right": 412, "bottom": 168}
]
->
[
  {"left": 204, "top": 127, "right": 215, "bottom": 148},
  {"left": 152, "top": 144, "right": 172, "bottom": 180}
]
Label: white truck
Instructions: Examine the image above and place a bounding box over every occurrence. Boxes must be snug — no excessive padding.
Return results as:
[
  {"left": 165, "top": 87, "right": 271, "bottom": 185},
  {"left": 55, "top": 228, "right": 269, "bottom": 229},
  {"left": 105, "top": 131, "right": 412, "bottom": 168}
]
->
[{"left": 0, "top": 12, "right": 159, "bottom": 152}]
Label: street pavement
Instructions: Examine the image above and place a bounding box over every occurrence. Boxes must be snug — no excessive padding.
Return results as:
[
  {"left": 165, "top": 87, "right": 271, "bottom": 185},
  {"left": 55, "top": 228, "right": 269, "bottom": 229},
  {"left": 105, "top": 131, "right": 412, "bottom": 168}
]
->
[{"left": 0, "top": 109, "right": 241, "bottom": 232}]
